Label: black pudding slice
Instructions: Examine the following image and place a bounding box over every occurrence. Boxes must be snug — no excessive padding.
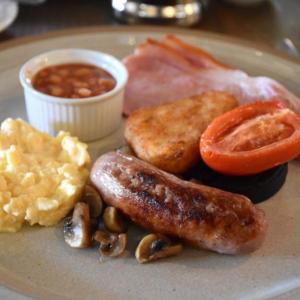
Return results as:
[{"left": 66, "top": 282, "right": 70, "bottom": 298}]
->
[{"left": 184, "top": 160, "right": 288, "bottom": 204}]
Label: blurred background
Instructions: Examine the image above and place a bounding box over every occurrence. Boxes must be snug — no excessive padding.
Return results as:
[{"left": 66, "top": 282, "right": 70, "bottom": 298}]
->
[{"left": 0, "top": 0, "right": 299, "bottom": 57}]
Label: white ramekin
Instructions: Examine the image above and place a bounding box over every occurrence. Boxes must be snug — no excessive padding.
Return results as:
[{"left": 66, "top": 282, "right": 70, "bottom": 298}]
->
[{"left": 19, "top": 49, "right": 128, "bottom": 142}]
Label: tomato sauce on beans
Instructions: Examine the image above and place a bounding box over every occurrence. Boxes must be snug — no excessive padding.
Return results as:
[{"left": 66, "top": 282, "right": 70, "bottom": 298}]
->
[{"left": 32, "top": 63, "right": 116, "bottom": 98}]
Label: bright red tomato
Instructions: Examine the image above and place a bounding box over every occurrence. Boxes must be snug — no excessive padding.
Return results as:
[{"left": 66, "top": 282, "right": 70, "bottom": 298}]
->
[{"left": 200, "top": 100, "right": 300, "bottom": 175}]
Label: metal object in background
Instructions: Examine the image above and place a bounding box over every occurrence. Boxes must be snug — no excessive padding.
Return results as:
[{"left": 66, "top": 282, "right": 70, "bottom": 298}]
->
[{"left": 112, "top": 0, "right": 203, "bottom": 26}]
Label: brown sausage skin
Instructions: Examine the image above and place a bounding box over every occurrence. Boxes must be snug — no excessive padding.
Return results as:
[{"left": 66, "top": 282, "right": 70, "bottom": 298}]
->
[{"left": 90, "top": 152, "right": 267, "bottom": 254}]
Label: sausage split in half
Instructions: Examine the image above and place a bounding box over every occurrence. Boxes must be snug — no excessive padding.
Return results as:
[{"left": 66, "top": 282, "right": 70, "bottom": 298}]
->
[{"left": 90, "top": 152, "right": 267, "bottom": 255}]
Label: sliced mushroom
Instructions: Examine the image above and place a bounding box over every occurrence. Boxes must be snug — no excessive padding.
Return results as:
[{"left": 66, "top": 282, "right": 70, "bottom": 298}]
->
[
  {"left": 90, "top": 218, "right": 99, "bottom": 233},
  {"left": 64, "top": 202, "right": 91, "bottom": 248},
  {"left": 135, "top": 233, "right": 183, "bottom": 263},
  {"left": 81, "top": 184, "right": 103, "bottom": 218},
  {"left": 103, "top": 206, "right": 127, "bottom": 233},
  {"left": 93, "top": 230, "right": 127, "bottom": 257}
]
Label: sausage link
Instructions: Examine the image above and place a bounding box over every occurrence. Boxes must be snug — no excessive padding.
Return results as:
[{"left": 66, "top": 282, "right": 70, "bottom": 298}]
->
[{"left": 91, "top": 152, "right": 267, "bottom": 254}]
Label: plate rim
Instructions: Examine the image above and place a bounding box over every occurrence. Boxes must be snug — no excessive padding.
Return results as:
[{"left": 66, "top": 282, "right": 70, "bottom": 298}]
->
[
  {"left": 1, "top": 25, "right": 300, "bottom": 300},
  {"left": 0, "top": 25, "right": 299, "bottom": 66}
]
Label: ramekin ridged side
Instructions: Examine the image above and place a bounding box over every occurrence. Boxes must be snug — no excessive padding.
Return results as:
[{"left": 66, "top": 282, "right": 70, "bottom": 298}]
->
[
  {"left": 19, "top": 49, "right": 128, "bottom": 142},
  {"left": 24, "top": 88, "right": 124, "bottom": 141}
]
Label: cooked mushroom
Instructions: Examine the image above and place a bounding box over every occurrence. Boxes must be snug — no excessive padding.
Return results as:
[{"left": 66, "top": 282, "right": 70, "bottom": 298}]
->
[
  {"left": 93, "top": 230, "right": 127, "bottom": 257},
  {"left": 81, "top": 184, "right": 103, "bottom": 218},
  {"left": 64, "top": 202, "right": 91, "bottom": 248},
  {"left": 135, "top": 233, "right": 183, "bottom": 263},
  {"left": 103, "top": 206, "right": 127, "bottom": 233}
]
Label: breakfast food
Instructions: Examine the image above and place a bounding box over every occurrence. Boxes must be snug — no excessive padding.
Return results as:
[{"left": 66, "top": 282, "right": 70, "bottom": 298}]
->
[
  {"left": 135, "top": 233, "right": 183, "bottom": 264},
  {"left": 63, "top": 189, "right": 183, "bottom": 263},
  {"left": 63, "top": 185, "right": 129, "bottom": 258},
  {"left": 0, "top": 119, "right": 90, "bottom": 232},
  {"left": 103, "top": 206, "right": 127, "bottom": 233},
  {"left": 64, "top": 202, "right": 92, "bottom": 248},
  {"left": 200, "top": 101, "right": 300, "bottom": 175},
  {"left": 125, "top": 91, "right": 238, "bottom": 174},
  {"left": 91, "top": 152, "right": 267, "bottom": 255},
  {"left": 32, "top": 63, "right": 116, "bottom": 98},
  {"left": 94, "top": 230, "right": 128, "bottom": 258},
  {"left": 161, "top": 35, "right": 229, "bottom": 69},
  {"left": 13, "top": 34, "right": 298, "bottom": 267},
  {"left": 123, "top": 35, "right": 300, "bottom": 115},
  {"left": 186, "top": 161, "right": 288, "bottom": 204},
  {"left": 20, "top": 49, "right": 127, "bottom": 142},
  {"left": 63, "top": 185, "right": 105, "bottom": 248}
]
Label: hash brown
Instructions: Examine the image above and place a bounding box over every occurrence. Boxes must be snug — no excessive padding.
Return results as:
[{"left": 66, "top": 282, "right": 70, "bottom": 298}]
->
[{"left": 124, "top": 92, "right": 238, "bottom": 174}]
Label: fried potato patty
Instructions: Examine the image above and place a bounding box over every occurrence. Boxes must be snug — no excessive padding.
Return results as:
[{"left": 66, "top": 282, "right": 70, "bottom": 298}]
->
[{"left": 124, "top": 92, "right": 238, "bottom": 174}]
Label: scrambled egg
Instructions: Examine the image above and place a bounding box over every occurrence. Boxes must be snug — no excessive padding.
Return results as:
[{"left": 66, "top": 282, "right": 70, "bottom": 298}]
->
[{"left": 0, "top": 119, "right": 90, "bottom": 232}]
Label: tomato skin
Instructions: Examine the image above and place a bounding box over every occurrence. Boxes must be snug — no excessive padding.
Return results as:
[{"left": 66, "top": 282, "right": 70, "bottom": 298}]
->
[{"left": 200, "top": 101, "right": 300, "bottom": 175}]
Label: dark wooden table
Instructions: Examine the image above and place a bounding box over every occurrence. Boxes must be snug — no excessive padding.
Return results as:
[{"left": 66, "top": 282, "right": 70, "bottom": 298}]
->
[{"left": 0, "top": 0, "right": 299, "bottom": 57}]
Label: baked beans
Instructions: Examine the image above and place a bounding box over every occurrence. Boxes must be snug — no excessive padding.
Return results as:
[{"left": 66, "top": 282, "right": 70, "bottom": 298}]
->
[{"left": 32, "top": 63, "right": 116, "bottom": 99}]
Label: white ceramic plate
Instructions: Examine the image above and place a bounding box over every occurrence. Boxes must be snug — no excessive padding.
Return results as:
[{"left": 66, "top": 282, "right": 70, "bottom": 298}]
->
[
  {"left": 0, "top": 27, "right": 300, "bottom": 300},
  {"left": 0, "top": 0, "right": 18, "bottom": 33}
]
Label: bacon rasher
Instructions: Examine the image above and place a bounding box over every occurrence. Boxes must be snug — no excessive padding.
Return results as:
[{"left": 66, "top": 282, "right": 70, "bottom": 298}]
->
[{"left": 123, "top": 35, "right": 300, "bottom": 116}]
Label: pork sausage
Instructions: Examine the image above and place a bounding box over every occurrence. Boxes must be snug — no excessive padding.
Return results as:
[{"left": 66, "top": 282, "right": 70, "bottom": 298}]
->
[{"left": 90, "top": 152, "right": 267, "bottom": 254}]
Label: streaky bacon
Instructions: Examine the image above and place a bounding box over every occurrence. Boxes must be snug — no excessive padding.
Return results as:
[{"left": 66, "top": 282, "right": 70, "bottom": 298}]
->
[
  {"left": 123, "top": 36, "right": 300, "bottom": 116},
  {"left": 132, "top": 38, "right": 197, "bottom": 73},
  {"left": 161, "top": 35, "right": 230, "bottom": 69}
]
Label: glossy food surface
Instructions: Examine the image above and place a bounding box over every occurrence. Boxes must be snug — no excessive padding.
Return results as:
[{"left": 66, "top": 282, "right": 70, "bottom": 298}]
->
[
  {"left": 32, "top": 63, "right": 116, "bottom": 99},
  {"left": 91, "top": 152, "right": 267, "bottom": 255},
  {"left": 200, "top": 101, "right": 300, "bottom": 175}
]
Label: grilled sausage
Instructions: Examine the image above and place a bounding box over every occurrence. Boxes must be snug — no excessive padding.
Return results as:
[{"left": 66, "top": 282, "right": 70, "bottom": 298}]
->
[{"left": 90, "top": 152, "right": 267, "bottom": 254}]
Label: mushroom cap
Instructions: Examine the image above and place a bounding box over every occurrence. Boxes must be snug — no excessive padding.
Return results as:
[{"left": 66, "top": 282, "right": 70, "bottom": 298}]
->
[
  {"left": 93, "top": 230, "right": 128, "bottom": 257},
  {"left": 135, "top": 233, "right": 183, "bottom": 263},
  {"left": 103, "top": 206, "right": 127, "bottom": 233},
  {"left": 81, "top": 185, "right": 103, "bottom": 219},
  {"left": 64, "top": 202, "right": 91, "bottom": 248}
]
